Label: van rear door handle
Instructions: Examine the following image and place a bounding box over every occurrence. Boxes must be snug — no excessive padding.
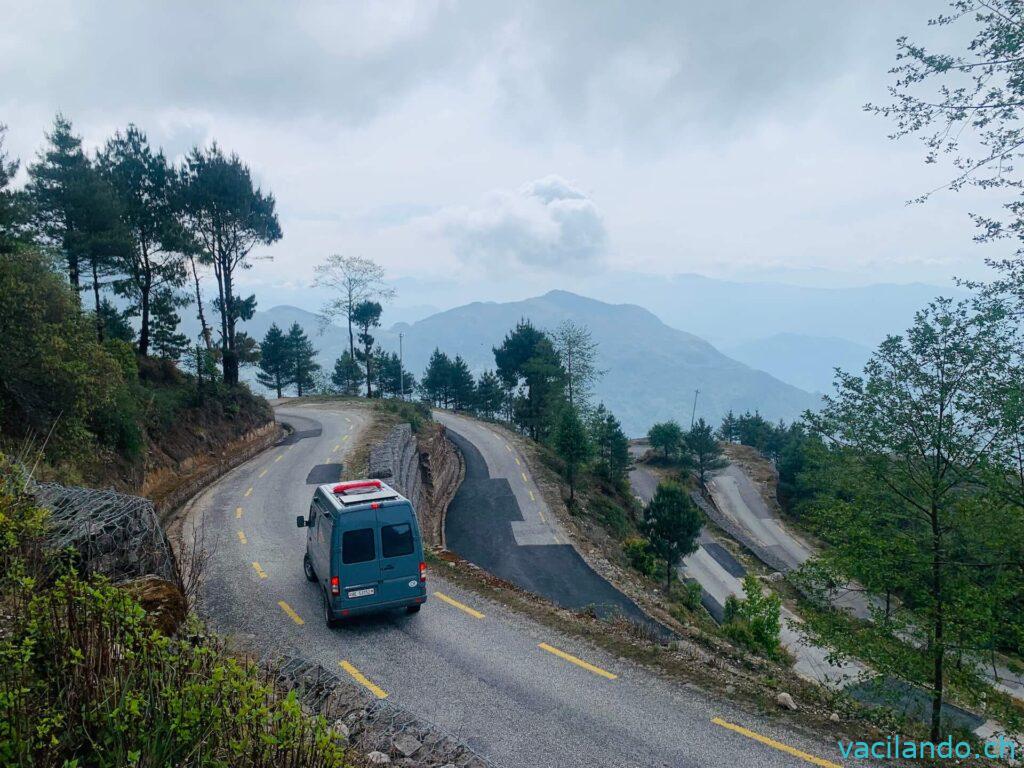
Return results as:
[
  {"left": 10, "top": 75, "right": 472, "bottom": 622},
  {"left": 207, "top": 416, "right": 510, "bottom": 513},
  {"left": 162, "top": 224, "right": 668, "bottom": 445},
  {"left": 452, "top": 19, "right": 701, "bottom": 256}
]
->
[{"left": 382, "top": 564, "right": 395, "bottom": 571}]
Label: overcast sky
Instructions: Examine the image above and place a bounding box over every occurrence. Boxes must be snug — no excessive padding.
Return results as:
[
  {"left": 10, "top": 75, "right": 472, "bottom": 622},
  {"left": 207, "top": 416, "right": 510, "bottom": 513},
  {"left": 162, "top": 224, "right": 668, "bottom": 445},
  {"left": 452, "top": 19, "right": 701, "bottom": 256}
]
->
[{"left": 1, "top": 0, "right": 1004, "bottom": 312}]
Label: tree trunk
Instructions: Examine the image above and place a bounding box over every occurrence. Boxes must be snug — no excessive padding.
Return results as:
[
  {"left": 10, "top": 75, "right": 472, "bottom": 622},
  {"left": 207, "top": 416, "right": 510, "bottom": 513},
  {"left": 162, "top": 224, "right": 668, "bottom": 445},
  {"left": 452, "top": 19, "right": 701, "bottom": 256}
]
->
[
  {"left": 364, "top": 341, "right": 373, "bottom": 398},
  {"left": 188, "top": 255, "right": 213, "bottom": 351},
  {"left": 666, "top": 560, "right": 673, "bottom": 593},
  {"left": 91, "top": 257, "right": 103, "bottom": 343},
  {"left": 930, "top": 519, "right": 945, "bottom": 743},
  {"left": 138, "top": 258, "right": 152, "bottom": 357}
]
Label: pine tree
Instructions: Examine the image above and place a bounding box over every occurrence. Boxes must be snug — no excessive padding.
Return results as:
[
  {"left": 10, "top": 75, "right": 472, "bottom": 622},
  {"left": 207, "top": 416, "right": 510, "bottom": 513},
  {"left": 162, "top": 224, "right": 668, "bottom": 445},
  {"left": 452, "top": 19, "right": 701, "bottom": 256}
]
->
[
  {"left": 718, "top": 410, "right": 738, "bottom": 443},
  {"left": 285, "top": 323, "right": 320, "bottom": 397},
  {"left": 555, "top": 405, "right": 592, "bottom": 505},
  {"left": 350, "top": 300, "right": 381, "bottom": 397},
  {"left": 330, "top": 350, "right": 363, "bottom": 396},
  {"left": 421, "top": 348, "right": 453, "bottom": 407},
  {"left": 643, "top": 481, "right": 702, "bottom": 591},
  {"left": 178, "top": 144, "right": 281, "bottom": 385},
  {"left": 474, "top": 370, "right": 504, "bottom": 419},
  {"left": 256, "top": 323, "right": 292, "bottom": 397},
  {"left": 375, "top": 348, "right": 416, "bottom": 398},
  {"left": 686, "top": 417, "right": 728, "bottom": 486},
  {"left": 449, "top": 355, "right": 475, "bottom": 410},
  {"left": 648, "top": 420, "right": 683, "bottom": 460},
  {"left": 590, "top": 404, "right": 630, "bottom": 484},
  {"left": 150, "top": 289, "right": 189, "bottom": 361},
  {"left": 98, "top": 125, "right": 186, "bottom": 357}
]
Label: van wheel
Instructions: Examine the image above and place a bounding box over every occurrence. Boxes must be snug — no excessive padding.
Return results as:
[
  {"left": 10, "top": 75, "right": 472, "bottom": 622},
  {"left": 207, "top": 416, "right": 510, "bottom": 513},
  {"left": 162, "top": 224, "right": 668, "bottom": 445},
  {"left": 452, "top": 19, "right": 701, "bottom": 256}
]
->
[
  {"left": 303, "top": 554, "right": 317, "bottom": 582},
  {"left": 323, "top": 591, "right": 341, "bottom": 628},
  {"left": 406, "top": 604, "right": 421, "bottom": 614}
]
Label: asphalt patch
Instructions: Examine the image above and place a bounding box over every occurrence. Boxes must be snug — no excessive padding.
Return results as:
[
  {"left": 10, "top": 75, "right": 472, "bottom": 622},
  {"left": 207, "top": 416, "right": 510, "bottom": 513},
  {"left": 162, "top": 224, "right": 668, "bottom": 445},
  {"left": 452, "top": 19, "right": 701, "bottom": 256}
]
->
[
  {"left": 702, "top": 541, "right": 746, "bottom": 579},
  {"left": 306, "top": 463, "right": 343, "bottom": 485},
  {"left": 445, "top": 428, "right": 672, "bottom": 639},
  {"left": 846, "top": 676, "right": 985, "bottom": 732},
  {"left": 276, "top": 413, "right": 324, "bottom": 445}
]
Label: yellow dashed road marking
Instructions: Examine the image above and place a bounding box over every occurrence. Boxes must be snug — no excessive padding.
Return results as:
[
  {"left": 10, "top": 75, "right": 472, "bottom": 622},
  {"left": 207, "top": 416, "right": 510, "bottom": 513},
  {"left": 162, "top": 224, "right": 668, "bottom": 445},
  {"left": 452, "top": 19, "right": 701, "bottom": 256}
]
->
[
  {"left": 275, "top": 454, "right": 283, "bottom": 462},
  {"left": 237, "top": 531, "right": 247, "bottom": 545},
  {"left": 278, "top": 600, "right": 304, "bottom": 625},
  {"left": 529, "top": 490, "right": 535, "bottom": 502},
  {"left": 434, "top": 591, "right": 485, "bottom": 619},
  {"left": 340, "top": 661, "right": 387, "bottom": 698},
  {"left": 711, "top": 718, "right": 841, "bottom": 768},
  {"left": 244, "top": 487, "right": 253, "bottom": 497},
  {"left": 258, "top": 469, "right": 267, "bottom": 478},
  {"left": 343, "top": 434, "right": 350, "bottom": 441},
  {"left": 252, "top": 561, "right": 268, "bottom": 579},
  {"left": 521, "top": 472, "right": 528, "bottom": 484},
  {"left": 235, "top": 507, "right": 243, "bottom": 519},
  {"left": 504, "top": 443, "right": 512, "bottom": 452},
  {"left": 538, "top": 643, "right": 617, "bottom": 680},
  {"left": 333, "top": 444, "right": 340, "bottom": 452},
  {"left": 515, "top": 456, "right": 521, "bottom": 466}
]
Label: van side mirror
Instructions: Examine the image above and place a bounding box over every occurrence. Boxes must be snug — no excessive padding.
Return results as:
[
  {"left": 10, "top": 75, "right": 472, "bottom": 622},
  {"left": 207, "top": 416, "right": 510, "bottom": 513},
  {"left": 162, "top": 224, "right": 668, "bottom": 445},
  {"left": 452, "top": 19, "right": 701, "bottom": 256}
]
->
[{"left": 296, "top": 515, "right": 308, "bottom": 528}]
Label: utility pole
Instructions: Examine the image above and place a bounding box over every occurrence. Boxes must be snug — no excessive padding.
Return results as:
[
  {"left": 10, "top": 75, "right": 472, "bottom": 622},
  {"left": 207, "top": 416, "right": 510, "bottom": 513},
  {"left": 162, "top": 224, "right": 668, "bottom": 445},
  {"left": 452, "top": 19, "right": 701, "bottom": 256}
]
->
[
  {"left": 690, "top": 388, "right": 700, "bottom": 429},
  {"left": 399, "top": 332, "right": 405, "bottom": 401}
]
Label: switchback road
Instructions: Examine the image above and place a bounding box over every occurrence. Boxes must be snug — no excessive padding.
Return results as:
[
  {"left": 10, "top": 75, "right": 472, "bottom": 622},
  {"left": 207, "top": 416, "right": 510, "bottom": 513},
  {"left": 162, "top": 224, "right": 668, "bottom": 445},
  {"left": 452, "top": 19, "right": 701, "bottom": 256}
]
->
[{"left": 183, "top": 401, "right": 850, "bottom": 768}]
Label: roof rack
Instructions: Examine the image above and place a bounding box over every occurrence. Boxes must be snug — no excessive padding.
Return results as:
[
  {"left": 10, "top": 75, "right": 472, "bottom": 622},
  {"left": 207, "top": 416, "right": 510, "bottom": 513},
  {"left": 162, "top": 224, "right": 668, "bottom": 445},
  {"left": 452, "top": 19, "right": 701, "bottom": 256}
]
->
[{"left": 328, "top": 479, "right": 400, "bottom": 508}]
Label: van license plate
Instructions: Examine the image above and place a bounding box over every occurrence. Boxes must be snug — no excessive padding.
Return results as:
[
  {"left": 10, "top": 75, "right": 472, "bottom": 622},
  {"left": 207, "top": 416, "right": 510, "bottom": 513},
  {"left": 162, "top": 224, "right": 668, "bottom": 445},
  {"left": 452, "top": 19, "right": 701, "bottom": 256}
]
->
[{"left": 348, "top": 588, "right": 374, "bottom": 598}]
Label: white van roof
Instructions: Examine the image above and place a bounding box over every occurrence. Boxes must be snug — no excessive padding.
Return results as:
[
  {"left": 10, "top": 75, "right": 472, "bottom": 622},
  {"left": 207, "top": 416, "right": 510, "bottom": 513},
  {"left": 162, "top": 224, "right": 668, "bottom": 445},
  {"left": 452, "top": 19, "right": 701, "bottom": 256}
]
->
[{"left": 318, "top": 479, "right": 406, "bottom": 511}]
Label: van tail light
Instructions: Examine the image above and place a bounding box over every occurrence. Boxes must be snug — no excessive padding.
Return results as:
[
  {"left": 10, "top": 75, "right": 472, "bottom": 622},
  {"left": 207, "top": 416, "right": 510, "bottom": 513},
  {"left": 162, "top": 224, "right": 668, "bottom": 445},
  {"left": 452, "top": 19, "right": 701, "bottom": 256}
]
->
[
  {"left": 330, "top": 576, "right": 340, "bottom": 596},
  {"left": 419, "top": 562, "right": 426, "bottom": 583}
]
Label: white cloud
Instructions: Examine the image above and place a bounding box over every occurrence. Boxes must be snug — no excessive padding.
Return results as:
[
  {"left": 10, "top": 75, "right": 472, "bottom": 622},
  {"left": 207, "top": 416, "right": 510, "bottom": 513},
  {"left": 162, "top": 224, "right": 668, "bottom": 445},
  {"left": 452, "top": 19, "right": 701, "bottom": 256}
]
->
[{"left": 426, "top": 175, "right": 606, "bottom": 272}]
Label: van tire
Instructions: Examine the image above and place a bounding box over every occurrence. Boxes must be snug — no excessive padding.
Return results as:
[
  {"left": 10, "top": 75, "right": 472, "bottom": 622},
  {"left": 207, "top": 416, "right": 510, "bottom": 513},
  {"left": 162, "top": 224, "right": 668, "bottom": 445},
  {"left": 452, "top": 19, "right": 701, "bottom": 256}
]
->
[
  {"left": 323, "top": 590, "right": 341, "bottom": 628},
  {"left": 406, "top": 604, "right": 421, "bottom": 614},
  {"left": 303, "top": 554, "right": 317, "bottom": 582}
]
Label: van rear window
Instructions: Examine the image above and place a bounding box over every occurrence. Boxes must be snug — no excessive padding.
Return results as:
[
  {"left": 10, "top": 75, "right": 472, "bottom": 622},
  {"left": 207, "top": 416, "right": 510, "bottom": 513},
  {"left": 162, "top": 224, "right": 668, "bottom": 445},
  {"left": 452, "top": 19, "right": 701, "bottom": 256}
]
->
[
  {"left": 342, "top": 528, "right": 375, "bottom": 564},
  {"left": 381, "top": 523, "right": 414, "bottom": 558}
]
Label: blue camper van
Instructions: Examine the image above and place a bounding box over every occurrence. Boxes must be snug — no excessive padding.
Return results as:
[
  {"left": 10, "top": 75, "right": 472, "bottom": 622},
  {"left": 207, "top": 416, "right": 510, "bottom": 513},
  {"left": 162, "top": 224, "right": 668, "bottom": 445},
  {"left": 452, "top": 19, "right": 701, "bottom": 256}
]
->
[{"left": 297, "top": 479, "right": 427, "bottom": 626}]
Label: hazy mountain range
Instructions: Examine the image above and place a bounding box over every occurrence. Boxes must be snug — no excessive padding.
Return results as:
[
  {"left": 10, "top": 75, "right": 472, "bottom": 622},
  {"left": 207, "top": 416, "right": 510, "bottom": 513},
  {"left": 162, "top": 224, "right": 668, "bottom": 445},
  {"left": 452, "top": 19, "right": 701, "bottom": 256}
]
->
[{"left": 174, "top": 273, "right": 955, "bottom": 435}]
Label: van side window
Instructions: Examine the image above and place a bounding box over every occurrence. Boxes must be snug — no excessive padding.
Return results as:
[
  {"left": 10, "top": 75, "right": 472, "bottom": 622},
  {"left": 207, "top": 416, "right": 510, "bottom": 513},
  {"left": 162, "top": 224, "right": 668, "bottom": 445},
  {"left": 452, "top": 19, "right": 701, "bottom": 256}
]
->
[
  {"left": 342, "top": 528, "right": 375, "bottom": 564},
  {"left": 381, "top": 523, "right": 414, "bottom": 558}
]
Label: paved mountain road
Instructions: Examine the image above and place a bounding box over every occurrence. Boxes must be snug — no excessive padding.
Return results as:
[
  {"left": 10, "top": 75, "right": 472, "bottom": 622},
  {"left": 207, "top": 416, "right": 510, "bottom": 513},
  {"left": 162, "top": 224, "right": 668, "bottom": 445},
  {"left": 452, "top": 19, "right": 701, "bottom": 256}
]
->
[
  {"left": 182, "top": 402, "right": 850, "bottom": 768},
  {"left": 627, "top": 459, "right": 862, "bottom": 688}
]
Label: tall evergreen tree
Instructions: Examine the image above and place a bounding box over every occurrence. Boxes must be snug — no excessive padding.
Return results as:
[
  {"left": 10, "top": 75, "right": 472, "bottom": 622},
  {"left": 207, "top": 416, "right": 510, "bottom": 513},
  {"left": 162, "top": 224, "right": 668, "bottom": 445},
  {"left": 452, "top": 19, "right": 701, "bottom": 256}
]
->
[
  {"left": 449, "top": 355, "right": 475, "bottom": 411},
  {"left": 555, "top": 405, "right": 592, "bottom": 505},
  {"left": 256, "top": 324, "right": 291, "bottom": 397},
  {"left": 421, "top": 348, "right": 453, "bottom": 407},
  {"left": 375, "top": 348, "right": 416, "bottom": 398},
  {"left": 494, "top": 320, "right": 565, "bottom": 441},
  {"left": 177, "top": 144, "right": 281, "bottom": 386},
  {"left": 25, "top": 114, "right": 92, "bottom": 292},
  {"left": 718, "top": 410, "right": 739, "bottom": 443},
  {"left": 350, "top": 300, "right": 381, "bottom": 398},
  {"left": 474, "top": 370, "right": 504, "bottom": 419},
  {"left": 686, "top": 417, "right": 728, "bottom": 486},
  {"left": 98, "top": 125, "right": 186, "bottom": 357},
  {"left": 590, "top": 404, "right": 630, "bottom": 484},
  {"left": 648, "top": 420, "right": 684, "bottom": 460},
  {"left": 150, "top": 289, "right": 189, "bottom": 361},
  {"left": 643, "top": 481, "right": 703, "bottom": 591},
  {"left": 0, "top": 124, "right": 25, "bottom": 253},
  {"left": 285, "top": 323, "right": 319, "bottom": 397},
  {"left": 331, "top": 350, "right": 363, "bottom": 396}
]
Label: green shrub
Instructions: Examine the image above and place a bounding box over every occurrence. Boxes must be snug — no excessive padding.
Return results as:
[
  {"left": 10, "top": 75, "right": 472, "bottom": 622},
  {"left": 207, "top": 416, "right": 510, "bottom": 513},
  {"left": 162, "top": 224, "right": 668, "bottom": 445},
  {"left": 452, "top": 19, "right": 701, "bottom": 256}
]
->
[
  {"left": 376, "top": 399, "right": 432, "bottom": 433},
  {"left": 0, "top": 456, "right": 349, "bottom": 768},
  {"left": 723, "top": 574, "right": 782, "bottom": 657},
  {"left": 104, "top": 338, "right": 138, "bottom": 380},
  {"left": 680, "top": 580, "right": 703, "bottom": 611},
  {"left": 624, "top": 537, "right": 658, "bottom": 577}
]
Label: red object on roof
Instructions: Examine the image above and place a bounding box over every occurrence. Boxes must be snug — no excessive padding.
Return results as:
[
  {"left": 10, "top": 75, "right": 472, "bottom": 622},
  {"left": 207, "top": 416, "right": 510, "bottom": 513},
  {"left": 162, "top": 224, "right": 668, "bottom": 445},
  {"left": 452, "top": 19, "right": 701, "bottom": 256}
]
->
[{"left": 332, "top": 480, "right": 383, "bottom": 494}]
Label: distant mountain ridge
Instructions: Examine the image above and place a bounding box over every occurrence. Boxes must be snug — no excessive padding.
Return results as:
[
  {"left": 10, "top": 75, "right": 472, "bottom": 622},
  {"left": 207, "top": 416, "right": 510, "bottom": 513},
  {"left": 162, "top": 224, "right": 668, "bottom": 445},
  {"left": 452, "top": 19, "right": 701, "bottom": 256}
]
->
[
  {"left": 188, "top": 290, "right": 823, "bottom": 435},
  {"left": 723, "top": 333, "right": 873, "bottom": 394}
]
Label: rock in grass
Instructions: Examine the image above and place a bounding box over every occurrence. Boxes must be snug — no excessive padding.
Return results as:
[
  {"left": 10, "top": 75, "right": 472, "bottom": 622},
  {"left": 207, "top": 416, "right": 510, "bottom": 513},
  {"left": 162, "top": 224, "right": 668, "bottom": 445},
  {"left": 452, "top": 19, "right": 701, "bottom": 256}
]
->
[{"left": 776, "top": 692, "right": 798, "bottom": 711}]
